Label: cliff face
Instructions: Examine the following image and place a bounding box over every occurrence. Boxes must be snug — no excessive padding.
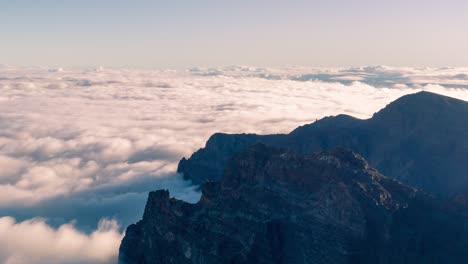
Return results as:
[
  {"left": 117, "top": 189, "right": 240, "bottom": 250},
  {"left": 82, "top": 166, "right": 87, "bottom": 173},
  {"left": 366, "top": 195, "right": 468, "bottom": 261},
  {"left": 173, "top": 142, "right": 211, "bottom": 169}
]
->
[
  {"left": 120, "top": 145, "right": 468, "bottom": 264},
  {"left": 178, "top": 91, "right": 468, "bottom": 199}
]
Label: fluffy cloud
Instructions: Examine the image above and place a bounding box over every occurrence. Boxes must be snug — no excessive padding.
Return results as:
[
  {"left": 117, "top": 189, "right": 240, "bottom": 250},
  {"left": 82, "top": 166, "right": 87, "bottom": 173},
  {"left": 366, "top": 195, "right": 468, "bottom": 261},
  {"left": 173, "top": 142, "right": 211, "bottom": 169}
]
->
[
  {"left": 0, "top": 217, "right": 123, "bottom": 264},
  {"left": 0, "top": 155, "right": 26, "bottom": 182},
  {"left": 0, "top": 65, "right": 467, "bottom": 263}
]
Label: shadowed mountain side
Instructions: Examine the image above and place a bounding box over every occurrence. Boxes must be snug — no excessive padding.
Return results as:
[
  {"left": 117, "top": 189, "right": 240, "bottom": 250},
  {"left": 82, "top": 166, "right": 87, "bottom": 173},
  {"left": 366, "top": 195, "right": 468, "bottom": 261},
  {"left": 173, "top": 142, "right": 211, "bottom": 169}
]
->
[
  {"left": 178, "top": 91, "right": 468, "bottom": 198},
  {"left": 120, "top": 145, "right": 468, "bottom": 264}
]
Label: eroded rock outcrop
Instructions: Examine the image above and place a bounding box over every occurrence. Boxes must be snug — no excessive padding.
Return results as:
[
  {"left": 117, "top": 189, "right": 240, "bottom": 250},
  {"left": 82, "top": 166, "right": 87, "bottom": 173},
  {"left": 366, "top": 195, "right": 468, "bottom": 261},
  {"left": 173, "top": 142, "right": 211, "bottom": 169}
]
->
[{"left": 120, "top": 145, "right": 468, "bottom": 264}]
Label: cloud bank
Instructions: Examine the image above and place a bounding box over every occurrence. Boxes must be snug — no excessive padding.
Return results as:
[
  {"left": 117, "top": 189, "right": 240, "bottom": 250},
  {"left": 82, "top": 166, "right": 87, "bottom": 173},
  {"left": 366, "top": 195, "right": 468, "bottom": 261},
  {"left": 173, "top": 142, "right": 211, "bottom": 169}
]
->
[
  {"left": 0, "top": 65, "right": 467, "bottom": 263},
  {"left": 190, "top": 65, "right": 468, "bottom": 89},
  {"left": 0, "top": 217, "right": 122, "bottom": 264}
]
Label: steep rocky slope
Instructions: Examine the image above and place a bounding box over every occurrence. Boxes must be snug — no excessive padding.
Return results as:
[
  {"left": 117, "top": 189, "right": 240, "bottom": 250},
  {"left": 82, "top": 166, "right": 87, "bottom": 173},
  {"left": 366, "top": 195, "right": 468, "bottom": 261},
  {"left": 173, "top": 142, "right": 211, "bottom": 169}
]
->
[
  {"left": 178, "top": 91, "right": 468, "bottom": 198},
  {"left": 120, "top": 145, "right": 468, "bottom": 264}
]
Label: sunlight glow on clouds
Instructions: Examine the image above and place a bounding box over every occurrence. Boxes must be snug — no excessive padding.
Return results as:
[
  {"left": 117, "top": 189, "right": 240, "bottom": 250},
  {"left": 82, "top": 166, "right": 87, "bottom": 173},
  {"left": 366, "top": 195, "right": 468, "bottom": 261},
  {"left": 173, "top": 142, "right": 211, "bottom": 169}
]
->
[{"left": 0, "top": 65, "right": 467, "bottom": 263}]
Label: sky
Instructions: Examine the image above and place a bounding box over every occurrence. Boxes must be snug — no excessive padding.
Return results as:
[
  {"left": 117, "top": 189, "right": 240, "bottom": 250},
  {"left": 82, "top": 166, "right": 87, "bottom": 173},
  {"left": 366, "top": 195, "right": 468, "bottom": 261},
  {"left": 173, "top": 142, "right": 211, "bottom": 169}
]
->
[{"left": 1, "top": 0, "right": 468, "bottom": 69}]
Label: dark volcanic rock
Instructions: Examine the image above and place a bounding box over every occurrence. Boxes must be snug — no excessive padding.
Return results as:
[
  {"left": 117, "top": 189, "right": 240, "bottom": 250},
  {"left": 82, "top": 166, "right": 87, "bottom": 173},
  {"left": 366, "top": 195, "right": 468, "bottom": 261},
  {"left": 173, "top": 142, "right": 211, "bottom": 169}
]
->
[
  {"left": 120, "top": 145, "right": 468, "bottom": 264},
  {"left": 178, "top": 91, "right": 468, "bottom": 199}
]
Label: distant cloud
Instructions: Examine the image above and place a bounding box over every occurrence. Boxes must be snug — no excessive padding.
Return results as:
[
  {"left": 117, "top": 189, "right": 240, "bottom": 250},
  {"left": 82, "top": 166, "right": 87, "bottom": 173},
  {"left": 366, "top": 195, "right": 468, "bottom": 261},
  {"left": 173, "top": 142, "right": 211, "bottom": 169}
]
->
[
  {"left": 0, "top": 65, "right": 467, "bottom": 263},
  {"left": 0, "top": 217, "right": 123, "bottom": 264},
  {"left": 190, "top": 65, "right": 468, "bottom": 89}
]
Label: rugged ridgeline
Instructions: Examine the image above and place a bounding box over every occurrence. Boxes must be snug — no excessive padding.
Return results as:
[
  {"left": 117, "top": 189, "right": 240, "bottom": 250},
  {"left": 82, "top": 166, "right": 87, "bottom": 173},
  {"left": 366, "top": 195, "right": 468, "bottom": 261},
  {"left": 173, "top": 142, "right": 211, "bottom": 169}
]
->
[
  {"left": 120, "top": 145, "right": 468, "bottom": 264},
  {"left": 178, "top": 91, "right": 468, "bottom": 199}
]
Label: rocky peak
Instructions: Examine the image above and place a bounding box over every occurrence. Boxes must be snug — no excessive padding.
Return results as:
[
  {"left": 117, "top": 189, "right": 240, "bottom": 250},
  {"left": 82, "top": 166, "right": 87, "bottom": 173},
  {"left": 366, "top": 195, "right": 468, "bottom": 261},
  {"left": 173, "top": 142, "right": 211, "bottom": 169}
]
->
[
  {"left": 142, "top": 190, "right": 170, "bottom": 219},
  {"left": 315, "top": 148, "right": 369, "bottom": 170}
]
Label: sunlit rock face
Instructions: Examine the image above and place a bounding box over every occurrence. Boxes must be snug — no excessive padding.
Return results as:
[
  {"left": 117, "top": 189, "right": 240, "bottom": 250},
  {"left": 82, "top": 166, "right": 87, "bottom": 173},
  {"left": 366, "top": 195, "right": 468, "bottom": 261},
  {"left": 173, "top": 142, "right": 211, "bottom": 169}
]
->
[
  {"left": 178, "top": 91, "right": 468, "bottom": 199},
  {"left": 120, "top": 144, "right": 468, "bottom": 264}
]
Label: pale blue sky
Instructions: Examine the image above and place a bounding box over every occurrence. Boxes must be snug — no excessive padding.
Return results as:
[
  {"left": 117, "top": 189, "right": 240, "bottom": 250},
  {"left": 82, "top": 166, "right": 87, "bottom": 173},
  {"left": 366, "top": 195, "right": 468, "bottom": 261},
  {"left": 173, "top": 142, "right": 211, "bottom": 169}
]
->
[{"left": 1, "top": 0, "right": 467, "bottom": 68}]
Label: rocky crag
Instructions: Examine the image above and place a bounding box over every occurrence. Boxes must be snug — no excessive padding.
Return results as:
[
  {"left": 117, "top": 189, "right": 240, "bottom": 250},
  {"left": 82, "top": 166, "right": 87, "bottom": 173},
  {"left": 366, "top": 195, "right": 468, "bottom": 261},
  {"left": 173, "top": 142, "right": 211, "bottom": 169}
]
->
[{"left": 120, "top": 145, "right": 468, "bottom": 264}]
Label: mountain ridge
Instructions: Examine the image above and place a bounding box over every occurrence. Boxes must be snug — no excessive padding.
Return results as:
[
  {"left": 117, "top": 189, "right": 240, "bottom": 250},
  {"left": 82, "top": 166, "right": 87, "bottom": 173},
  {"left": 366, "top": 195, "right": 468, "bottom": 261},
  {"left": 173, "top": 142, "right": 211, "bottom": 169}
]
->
[{"left": 178, "top": 91, "right": 468, "bottom": 199}]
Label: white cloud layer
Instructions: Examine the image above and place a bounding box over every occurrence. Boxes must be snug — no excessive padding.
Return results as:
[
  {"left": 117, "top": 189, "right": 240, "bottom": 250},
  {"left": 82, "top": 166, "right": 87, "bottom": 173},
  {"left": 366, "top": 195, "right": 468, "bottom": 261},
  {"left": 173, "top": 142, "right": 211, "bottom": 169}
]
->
[
  {"left": 0, "top": 65, "right": 468, "bottom": 263},
  {"left": 0, "top": 217, "right": 123, "bottom": 264}
]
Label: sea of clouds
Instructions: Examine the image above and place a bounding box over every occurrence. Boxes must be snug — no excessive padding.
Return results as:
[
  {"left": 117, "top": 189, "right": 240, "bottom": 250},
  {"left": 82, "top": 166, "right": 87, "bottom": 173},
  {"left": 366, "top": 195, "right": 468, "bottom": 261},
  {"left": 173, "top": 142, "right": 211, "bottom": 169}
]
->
[{"left": 1, "top": 65, "right": 468, "bottom": 263}]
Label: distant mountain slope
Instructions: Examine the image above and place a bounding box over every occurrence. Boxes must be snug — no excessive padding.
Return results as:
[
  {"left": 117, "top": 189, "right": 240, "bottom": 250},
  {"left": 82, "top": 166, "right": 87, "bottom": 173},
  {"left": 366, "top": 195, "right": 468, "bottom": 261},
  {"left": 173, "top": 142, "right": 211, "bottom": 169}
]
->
[
  {"left": 178, "top": 91, "right": 468, "bottom": 198},
  {"left": 120, "top": 145, "right": 468, "bottom": 264}
]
